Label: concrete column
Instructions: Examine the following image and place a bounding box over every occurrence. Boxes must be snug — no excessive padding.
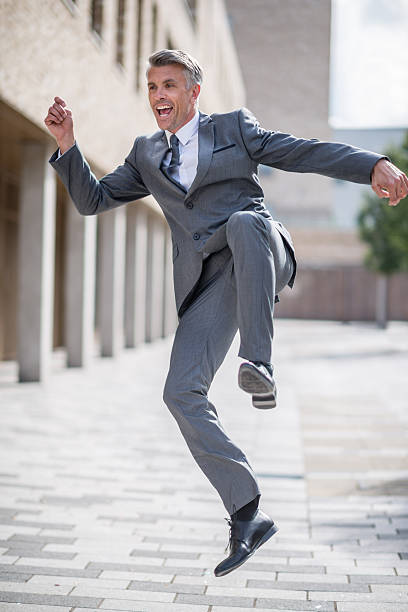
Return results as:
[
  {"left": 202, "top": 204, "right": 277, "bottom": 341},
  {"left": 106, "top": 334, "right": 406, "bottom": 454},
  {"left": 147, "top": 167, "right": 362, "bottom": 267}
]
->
[
  {"left": 124, "top": 205, "right": 148, "bottom": 347},
  {"left": 98, "top": 207, "right": 126, "bottom": 357},
  {"left": 146, "top": 214, "right": 165, "bottom": 342},
  {"left": 17, "top": 141, "right": 56, "bottom": 382},
  {"left": 163, "top": 227, "right": 178, "bottom": 337},
  {"left": 65, "top": 199, "right": 97, "bottom": 367}
]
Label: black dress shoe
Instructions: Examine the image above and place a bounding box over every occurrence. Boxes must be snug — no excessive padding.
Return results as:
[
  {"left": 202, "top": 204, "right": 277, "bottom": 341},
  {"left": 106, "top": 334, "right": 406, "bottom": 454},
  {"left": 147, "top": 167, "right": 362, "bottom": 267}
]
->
[
  {"left": 214, "top": 509, "right": 278, "bottom": 577},
  {"left": 238, "top": 361, "right": 277, "bottom": 409}
]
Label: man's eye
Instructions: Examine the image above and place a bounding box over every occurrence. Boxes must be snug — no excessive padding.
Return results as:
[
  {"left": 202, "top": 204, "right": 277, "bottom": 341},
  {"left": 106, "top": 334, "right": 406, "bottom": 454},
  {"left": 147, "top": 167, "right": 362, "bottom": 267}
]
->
[{"left": 166, "top": 83, "right": 174, "bottom": 87}]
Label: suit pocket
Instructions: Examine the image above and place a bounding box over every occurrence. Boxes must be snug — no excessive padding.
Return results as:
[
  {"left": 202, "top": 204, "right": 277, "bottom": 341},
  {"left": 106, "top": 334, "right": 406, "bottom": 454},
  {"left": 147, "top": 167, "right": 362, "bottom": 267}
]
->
[{"left": 213, "top": 143, "right": 236, "bottom": 154}]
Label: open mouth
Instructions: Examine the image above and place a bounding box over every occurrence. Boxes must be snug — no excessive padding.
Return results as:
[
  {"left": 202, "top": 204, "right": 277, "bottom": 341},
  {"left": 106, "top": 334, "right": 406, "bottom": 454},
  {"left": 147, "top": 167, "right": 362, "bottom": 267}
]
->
[{"left": 156, "top": 104, "right": 173, "bottom": 118}]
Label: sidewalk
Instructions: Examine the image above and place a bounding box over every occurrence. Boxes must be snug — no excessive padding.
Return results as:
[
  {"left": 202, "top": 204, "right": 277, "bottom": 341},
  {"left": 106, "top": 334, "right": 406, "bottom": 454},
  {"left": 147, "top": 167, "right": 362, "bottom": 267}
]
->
[{"left": 0, "top": 319, "right": 407, "bottom": 612}]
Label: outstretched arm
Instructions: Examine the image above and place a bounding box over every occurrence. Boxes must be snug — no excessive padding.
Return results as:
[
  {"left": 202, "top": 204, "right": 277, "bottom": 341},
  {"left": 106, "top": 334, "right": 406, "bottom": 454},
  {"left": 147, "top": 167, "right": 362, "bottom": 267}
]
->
[
  {"left": 44, "top": 97, "right": 150, "bottom": 215},
  {"left": 238, "top": 108, "right": 406, "bottom": 202}
]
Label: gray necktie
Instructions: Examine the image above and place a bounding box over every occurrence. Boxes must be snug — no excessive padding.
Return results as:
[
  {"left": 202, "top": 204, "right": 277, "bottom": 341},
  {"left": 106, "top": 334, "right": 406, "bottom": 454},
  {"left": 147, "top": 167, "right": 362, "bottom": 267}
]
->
[
  {"left": 161, "top": 134, "right": 186, "bottom": 192},
  {"left": 167, "top": 134, "right": 181, "bottom": 180}
]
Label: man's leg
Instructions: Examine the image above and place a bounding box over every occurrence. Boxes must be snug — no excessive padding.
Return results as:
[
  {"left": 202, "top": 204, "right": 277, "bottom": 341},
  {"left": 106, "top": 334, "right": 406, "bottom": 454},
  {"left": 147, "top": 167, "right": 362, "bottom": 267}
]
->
[
  {"left": 225, "top": 211, "right": 294, "bottom": 408},
  {"left": 163, "top": 253, "right": 260, "bottom": 515},
  {"left": 225, "top": 210, "right": 294, "bottom": 364}
]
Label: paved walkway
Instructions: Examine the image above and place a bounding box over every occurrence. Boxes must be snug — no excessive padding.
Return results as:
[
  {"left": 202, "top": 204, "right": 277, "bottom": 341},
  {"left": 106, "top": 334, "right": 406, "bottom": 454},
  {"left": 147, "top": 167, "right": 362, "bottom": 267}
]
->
[{"left": 0, "top": 319, "right": 407, "bottom": 612}]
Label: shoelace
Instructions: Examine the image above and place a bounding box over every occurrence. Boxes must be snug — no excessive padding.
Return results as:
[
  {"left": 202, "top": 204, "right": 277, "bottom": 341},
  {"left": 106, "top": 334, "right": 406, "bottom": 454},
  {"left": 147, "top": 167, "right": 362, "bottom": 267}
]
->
[
  {"left": 224, "top": 517, "right": 233, "bottom": 553},
  {"left": 224, "top": 517, "right": 247, "bottom": 553}
]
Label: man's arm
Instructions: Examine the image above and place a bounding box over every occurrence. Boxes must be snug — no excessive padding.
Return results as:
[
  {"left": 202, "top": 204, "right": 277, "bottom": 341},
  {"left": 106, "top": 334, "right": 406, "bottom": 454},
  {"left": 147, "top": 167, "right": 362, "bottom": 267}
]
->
[
  {"left": 238, "top": 108, "right": 408, "bottom": 206},
  {"left": 44, "top": 97, "right": 150, "bottom": 215}
]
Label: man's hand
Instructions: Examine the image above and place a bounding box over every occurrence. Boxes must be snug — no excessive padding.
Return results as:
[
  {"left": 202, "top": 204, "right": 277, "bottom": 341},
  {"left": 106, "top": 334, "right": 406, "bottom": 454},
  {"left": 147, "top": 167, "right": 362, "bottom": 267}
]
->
[
  {"left": 371, "top": 158, "right": 408, "bottom": 206},
  {"left": 44, "top": 96, "right": 75, "bottom": 154}
]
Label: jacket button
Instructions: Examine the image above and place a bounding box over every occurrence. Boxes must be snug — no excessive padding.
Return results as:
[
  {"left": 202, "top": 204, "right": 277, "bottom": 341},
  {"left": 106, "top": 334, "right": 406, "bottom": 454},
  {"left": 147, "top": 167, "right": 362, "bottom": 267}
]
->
[
  {"left": 193, "top": 232, "right": 200, "bottom": 240},
  {"left": 185, "top": 201, "right": 194, "bottom": 209}
]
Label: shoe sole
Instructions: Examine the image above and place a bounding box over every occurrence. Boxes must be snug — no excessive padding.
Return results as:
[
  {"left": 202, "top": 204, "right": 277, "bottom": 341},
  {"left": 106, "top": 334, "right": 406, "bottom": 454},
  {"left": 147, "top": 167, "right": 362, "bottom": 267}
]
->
[
  {"left": 252, "top": 392, "right": 276, "bottom": 409},
  {"left": 238, "top": 363, "right": 275, "bottom": 395},
  {"left": 214, "top": 523, "right": 279, "bottom": 577}
]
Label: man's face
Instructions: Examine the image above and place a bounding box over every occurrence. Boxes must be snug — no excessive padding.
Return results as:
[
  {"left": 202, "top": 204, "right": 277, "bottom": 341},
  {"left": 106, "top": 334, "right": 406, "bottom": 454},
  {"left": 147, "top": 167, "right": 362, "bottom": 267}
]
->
[{"left": 147, "top": 64, "right": 200, "bottom": 133}]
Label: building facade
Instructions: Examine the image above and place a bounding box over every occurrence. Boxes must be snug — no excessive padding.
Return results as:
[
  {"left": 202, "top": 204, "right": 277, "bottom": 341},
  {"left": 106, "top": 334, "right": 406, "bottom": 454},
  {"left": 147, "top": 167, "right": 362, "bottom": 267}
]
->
[
  {"left": 226, "top": 0, "right": 333, "bottom": 228},
  {"left": 224, "top": 0, "right": 408, "bottom": 322},
  {"left": 0, "top": 0, "right": 245, "bottom": 382}
]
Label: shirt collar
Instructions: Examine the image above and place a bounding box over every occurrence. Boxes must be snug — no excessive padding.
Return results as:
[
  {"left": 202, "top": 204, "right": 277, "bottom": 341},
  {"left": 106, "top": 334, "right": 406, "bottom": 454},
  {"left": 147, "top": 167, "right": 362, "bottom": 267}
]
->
[{"left": 165, "top": 110, "right": 200, "bottom": 147}]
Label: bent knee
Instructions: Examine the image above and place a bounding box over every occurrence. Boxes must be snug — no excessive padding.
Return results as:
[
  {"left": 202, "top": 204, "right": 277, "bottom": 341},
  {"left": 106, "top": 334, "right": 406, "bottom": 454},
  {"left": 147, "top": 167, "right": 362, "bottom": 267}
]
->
[
  {"left": 226, "top": 211, "right": 263, "bottom": 240},
  {"left": 163, "top": 378, "right": 200, "bottom": 407},
  {"left": 163, "top": 375, "right": 209, "bottom": 417}
]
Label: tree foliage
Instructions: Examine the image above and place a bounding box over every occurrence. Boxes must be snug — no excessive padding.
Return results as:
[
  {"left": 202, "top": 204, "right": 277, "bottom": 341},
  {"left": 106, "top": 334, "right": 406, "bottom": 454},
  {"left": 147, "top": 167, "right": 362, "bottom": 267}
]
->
[{"left": 358, "top": 132, "right": 408, "bottom": 275}]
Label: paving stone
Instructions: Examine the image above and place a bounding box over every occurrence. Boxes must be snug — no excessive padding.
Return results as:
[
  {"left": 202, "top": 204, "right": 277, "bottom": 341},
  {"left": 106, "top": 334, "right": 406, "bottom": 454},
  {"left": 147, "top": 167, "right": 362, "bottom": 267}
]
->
[
  {"left": 71, "top": 585, "right": 175, "bottom": 602},
  {"left": 3, "top": 549, "right": 76, "bottom": 559},
  {"left": 370, "top": 584, "right": 408, "bottom": 593},
  {"left": 0, "top": 572, "right": 32, "bottom": 582},
  {"left": 0, "top": 591, "right": 102, "bottom": 607},
  {"left": 101, "top": 570, "right": 175, "bottom": 582},
  {"left": 262, "top": 564, "right": 326, "bottom": 574},
  {"left": 309, "top": 591, "right": 408, "bottom": 601},
  {"left": 7, "top": 534, "right": 76, "bottom": 544},
  {"left": 276, "top": 572, "right": 347, "bottom": 583},
  {"left": 128, "top": 579, "right": 204, "bottom": 594},
  {"left": 172, "top": 573, "right": 248, "bottom": 586},
  {"left": 130, "top": 548, "right": 199, "bottom": 559},
  {"left": 0, "top": 518, "right": 74, "bottom": 530},
  {"left": 213, "top": 608, "right": 314, "bottom": 612},
  {"left": 27, "top": 575, "right": 130, "bottom": 589},
  {"left": 0, "top": 581, "right": 72, "bottom": 595},
  {"left": 255, "top": 598, "right": 335, "bottom": 610},
  {"left": 350, "top": 575, "right": 408, "bottom": 584},
  {"left": 0, "top": 605, "right": 71, "bottom": 611},
  {"left": 14, "top": 557, "right": 90, "bottom": 569},
  {"left": 98, "top": 602, "right": 209, "bottom": 611},
  {"left": 0, "top": 563, "right": 100, "bottom": 578},
  {"left": 211, "top": 608, "right": 265, "bottom": 612},
  {"left": 337, "top": 603, "right": 408, "bottom": 612},
  {"left": 175, "top": 593, "right": 255, "bottom": 607},
  {"left": 247, "top": 579, "right": 368, "bottom": 592},
  {"left": 326, "top": 566, "right": 396, "bottom": 575},
  {"left": 87, "top": 561, "right": 205, "bottom": 576}
]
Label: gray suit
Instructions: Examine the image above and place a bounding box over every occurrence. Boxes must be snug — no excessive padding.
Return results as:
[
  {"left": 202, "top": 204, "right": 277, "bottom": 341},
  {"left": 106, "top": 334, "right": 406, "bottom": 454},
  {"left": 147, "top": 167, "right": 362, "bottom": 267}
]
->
[{"left": 50, "top": 107, "right": 383, "bottom": 513}]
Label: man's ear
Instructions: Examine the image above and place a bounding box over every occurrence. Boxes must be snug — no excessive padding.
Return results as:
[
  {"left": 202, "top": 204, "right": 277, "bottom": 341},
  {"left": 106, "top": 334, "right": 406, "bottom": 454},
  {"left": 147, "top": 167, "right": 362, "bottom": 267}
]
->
[{"left": 192, "top": 83, "right": 201, "bottom": 102}]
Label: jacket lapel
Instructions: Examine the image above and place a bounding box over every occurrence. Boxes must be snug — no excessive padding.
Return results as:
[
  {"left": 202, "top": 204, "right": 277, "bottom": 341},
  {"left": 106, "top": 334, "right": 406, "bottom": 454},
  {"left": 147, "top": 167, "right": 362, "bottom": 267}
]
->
[
  {"left": 151, "top": 130, "right": 168, "bottom": 167},
  {"left": 185, "top": 112, "right": 214, "bottom": 198},
  {"left": 150, "top": 131, "right": 187, "bottom": 196}
]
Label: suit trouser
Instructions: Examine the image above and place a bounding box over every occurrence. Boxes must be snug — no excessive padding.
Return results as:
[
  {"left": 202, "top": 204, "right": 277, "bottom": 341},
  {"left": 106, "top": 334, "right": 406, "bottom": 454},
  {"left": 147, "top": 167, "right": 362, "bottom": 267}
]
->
[{"left": 163, "top": 211, "right": 294, "bottom": 514}]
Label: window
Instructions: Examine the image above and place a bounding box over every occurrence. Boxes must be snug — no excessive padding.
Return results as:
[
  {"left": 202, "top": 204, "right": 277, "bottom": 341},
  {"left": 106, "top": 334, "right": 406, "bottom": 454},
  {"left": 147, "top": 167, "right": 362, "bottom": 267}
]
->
[
  {"left": 60, "top": 0, "right": 77, "bottom": 15},
  {"left": 116, "top": 0, "right": 126, "bottom": 66},
  {"left": 135, "top": 0, "right": 143, "bottom": 90},
  {"left": 152, "top": 3, "right": 158, "bottom": 52},
  {"left": 91, "top": 0, "right": 104, "bottom": 38},
  {"left": 184, "top": 0, "right": 197, "bottom": 27}
]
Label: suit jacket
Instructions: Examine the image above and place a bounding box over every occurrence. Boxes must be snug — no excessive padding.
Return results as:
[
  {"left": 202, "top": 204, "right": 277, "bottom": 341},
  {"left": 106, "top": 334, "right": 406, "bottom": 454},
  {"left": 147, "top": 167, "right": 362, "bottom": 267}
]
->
[{"left": 49, "top": 107, "right": 384, "bottom": 315}]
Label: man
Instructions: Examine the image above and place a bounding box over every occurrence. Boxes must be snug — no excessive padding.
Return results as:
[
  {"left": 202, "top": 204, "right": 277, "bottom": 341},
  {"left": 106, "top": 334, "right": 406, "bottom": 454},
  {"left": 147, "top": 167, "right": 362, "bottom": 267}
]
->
[{"left": 44, "top": 49, "right": 408, "bottom": 577}]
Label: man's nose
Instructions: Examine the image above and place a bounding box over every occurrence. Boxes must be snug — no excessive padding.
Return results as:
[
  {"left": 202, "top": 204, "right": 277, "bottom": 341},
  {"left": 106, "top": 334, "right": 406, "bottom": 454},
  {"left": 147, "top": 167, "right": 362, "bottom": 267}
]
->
[{"left": 154, "top": 88, "right": 166, "bottom": 100}]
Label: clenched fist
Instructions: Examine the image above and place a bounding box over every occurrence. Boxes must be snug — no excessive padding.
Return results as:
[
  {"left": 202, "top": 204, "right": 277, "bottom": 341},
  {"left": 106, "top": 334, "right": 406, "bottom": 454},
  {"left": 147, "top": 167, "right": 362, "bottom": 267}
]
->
[
  {"left": 44, "top": 96, "right": 75, "bottom": 154},
  {"left": 371, "top": 158, "right": 408, "bottom": 207}
]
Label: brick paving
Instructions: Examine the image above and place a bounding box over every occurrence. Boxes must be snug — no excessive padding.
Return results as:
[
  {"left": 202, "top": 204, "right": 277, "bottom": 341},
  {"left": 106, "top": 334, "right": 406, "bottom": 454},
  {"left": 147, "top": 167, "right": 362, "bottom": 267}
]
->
[{"left": 0, "top": 319, "right": 407, "bottom": 612}]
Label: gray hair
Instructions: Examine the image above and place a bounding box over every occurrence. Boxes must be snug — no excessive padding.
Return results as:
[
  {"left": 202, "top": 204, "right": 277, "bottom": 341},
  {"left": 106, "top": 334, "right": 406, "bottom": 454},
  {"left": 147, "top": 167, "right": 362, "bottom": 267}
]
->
[{"left": 146, "top": 49, "right": 203, "bottom": 89}]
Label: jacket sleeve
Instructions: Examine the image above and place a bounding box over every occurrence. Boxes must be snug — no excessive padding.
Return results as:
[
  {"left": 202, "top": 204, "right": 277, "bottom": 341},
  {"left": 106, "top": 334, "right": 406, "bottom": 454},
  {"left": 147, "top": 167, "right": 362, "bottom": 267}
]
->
[
  {"left": 49, "top": 138, "right": 151, "bottom": 215},
  {"left": 238, "top": 107, "right": 385, "bottom": 184}
]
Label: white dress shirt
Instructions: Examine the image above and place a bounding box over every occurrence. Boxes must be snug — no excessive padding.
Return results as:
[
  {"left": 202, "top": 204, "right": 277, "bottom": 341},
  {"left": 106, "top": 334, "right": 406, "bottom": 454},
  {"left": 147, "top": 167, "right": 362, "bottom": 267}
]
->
[{"left": 164, "top": 110, "right": 199, "bottom": 191}]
